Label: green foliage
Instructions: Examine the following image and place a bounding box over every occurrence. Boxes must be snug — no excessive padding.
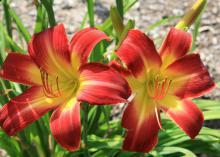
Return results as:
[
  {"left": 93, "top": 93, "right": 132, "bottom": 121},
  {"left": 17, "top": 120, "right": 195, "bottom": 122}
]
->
[{"left": 0, "top": 0, "right": 219, "bottom": 157}]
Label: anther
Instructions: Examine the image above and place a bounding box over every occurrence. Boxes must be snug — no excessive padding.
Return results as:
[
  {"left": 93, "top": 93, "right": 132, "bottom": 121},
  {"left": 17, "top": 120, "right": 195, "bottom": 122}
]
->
[{"left": 152, "top": 77, "right": 172, "bottom": 100}]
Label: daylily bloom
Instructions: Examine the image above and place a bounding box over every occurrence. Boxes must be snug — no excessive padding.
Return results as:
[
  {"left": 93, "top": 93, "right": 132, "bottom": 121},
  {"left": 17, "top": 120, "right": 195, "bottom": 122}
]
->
[
  {"left": 0, "top": 24, "right": 130, "bottom": 151},
  {"left": 111, "top": 28, "right": 215, "bottom": 152}
]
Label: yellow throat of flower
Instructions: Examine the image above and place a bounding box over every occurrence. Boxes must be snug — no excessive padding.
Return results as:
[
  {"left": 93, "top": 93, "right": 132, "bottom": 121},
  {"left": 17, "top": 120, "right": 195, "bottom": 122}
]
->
[{"left": 40, "top": 69, "right": 79, "bottom": 100}]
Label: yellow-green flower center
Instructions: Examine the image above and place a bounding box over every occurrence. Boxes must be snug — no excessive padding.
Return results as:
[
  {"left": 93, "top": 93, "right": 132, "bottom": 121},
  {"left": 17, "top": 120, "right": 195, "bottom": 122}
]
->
[
  {"left": 144, "top": 69, "right": 172, "bottom": 101},
  {"left": 40, "top": 69, "right": 79, "bottom": 99}
]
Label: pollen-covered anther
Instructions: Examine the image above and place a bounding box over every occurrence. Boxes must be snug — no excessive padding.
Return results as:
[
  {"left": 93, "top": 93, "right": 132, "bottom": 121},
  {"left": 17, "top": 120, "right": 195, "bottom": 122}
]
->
[
  {"left": 40, "top": 69, "right": 61, "bottom": 98},
  {"left": 152, "top": 77, "right": 172, "bottom": 100}
]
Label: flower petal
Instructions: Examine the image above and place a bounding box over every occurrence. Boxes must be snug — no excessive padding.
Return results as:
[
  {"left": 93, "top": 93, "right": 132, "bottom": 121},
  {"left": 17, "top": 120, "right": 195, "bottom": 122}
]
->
[
  {"left": 70, "top": 28, "right": 110, "bottom": 68},
  {"left": 161, "top": 99, "right": 204, "bottom": 139},
  {"left": 165, "top": 54, "right": 215, "bottom": 99},
  {"left": 28, "top": 24, "right": 72, "bottom": 76},
  {"left": 0, "top": 87, "right": 58, "bottom": 136},
  {"left": 122, "top": 99, "right": 160, "bottom": 153},
  {"left": 50, "top": 98, "right": 81, "bottom": 151},
  {"left": 109, "top": 60, "right": 132, "bottom": 77},
  {"left": 116, "top": 29, "right": 162, "bottom": 79},
  {"left": 77, "top": 63, "right": 131, "bottom": 105},
  {"left": 160, "top": 28, "right": 192, "bottom": 68},
  {"left": 0, "top": 53, "right": 41, "bottom": 86}
]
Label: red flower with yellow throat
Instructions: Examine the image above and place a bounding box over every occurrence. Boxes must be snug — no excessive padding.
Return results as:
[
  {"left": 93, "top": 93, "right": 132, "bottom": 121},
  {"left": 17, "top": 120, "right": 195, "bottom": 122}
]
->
[
  {"left": 0, "top": 24, "right": 130, "bottom": 151},
  {"left": 111, "top": 27, "right": 215, "bottom": 153}
]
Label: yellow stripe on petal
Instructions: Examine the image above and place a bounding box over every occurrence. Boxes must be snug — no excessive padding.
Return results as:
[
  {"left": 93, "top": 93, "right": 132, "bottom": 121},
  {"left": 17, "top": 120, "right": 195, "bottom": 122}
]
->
[
  {"left": 61, "top": 97, "right": 78, "bottom": 112},
  {"left": 159, "top": 95, "right": 180, "bottom": 109},
  {"left": 71, "top": 53, "right": 81, "bottom": 72}
]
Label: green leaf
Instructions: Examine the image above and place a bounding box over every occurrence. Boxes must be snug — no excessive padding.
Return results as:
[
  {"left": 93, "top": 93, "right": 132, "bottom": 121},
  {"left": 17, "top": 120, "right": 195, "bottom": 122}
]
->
[
  {"left": 34, "top": 2, "right": 48, "bottom": 33},
  {"left": 156, "top": 146, "right": 197, "bottom": 157},
  {"left": 87, "top": 0, "right": 95, "bottom": 27},
  {"left": 145, "top": 15, "right": 181, "bottom": 32},
  {"left": 194, "top": 99, "right": 220, "bottom": 110},
  {"left": 2, "top": 0, "right": 13, "bottom": 38},
  {"left": 9, "top": 8, "right": 31, "bottom": 43},
  {"left": 204, "top": 111, "right": 220, "bottom": 120},
  {"left": 80, "top": 12, "right": 88, "bottom": 29},
  {"left": 191, "top": 15, "right": 201, "bottom": 51},
  {"left": 40, "top": 0, "right": 56, "bottom": 27}
]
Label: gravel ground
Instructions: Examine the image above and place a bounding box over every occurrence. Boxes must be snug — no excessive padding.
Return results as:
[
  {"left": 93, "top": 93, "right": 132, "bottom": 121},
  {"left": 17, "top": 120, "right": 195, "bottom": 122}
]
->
[{"left": 0, "top": 0, "right": 220, "bottom": 156}]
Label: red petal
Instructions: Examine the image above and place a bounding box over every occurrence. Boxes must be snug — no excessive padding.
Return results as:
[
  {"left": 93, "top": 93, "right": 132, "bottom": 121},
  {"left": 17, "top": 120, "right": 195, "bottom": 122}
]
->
[
  {"left": 0, "top": 87, "right": 58, "bottom": 136},
  {"left": 28, "top": 24, "right": 71, "bottom": 76},
  {"left": 116, "top": 29, "right": 161, "bottom": 78},
  {"left": 160, "top": 28, "right": 192, "bottom": 66},
  {"left": 122, "top": 100, "right": 160, "bottom": 153},
  {"left": 162, "top": 100, "right": 204, "bottom": 139},
  {"left": 109, "top": 60, "right": 132, "bottom": 77},
  {"left": 0, "top": 53, "right": 41, "bottom": 86},
  {"left": 70, "top": 28, "right": 110, "bottom": 66},
  {"left": 165, "top": 54, "right": 215, "bottom": 99},
  {"left": 77, "top": 63, "right": 130, "bottom": 105},
  {"left": 50, "top": 98, "right": 81, "bottom": 151}
]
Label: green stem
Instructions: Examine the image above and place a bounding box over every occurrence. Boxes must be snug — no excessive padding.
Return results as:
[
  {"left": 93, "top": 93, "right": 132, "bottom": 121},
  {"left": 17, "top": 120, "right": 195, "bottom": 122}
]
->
[
  {"left": 40, "top": 0, "right": 56, "bottom": 27},
  {"left": 83, "top": 103, "right": 90, "bottom": 157},
  {"left": 86, "top": 0, "right": 95, "bottom": 27},
  {"left": 2, "top": 0, "right": 12, "bottom": 38}
]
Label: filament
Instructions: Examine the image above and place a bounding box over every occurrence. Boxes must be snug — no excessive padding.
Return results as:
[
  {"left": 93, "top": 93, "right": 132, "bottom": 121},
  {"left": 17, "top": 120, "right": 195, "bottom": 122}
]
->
[
  {"left": 40, "top": 68, "right": 61, "bottom": 98},
  {"left": 155, "top": 107, "right": 163, "bottom": 130},
  {"left": 152, "top": 77, "right": 172, "bottom": 100}
]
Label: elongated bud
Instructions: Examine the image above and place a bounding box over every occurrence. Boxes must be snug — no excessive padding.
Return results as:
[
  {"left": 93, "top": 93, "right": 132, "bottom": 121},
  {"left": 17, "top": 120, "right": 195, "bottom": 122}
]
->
[
  {"left": 109, "top": 20, "right": 135, "bottom": 61},
  {"left": 175, "top": 0, "right": 207, "bottom": 30},
  {"left": 116, "top": 19, "right": 135, "bottom": 50},
  {"left": 110, "top": 6, "right": 124, "bottom": 38}
]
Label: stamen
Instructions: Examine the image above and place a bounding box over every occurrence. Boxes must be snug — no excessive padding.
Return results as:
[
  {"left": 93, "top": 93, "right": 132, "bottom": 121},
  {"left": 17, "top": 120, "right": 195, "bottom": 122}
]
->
[
  {"left": 155, "top": 107, "right": 164, "bottom": 130},
  {"left": 159, "top": 78, "right": 167, "bottom": 99},
  {"left": 56, "top": 76, "right": 61, "bottom": 96},
  {"left": 164, "top": 80, "right": 172, "bottom": 97},
  {"left": 154, "top": 76, "right": 159, "bottom": 98},
  {"left": 152, "top": 77, "right": 172, "bottom": 100},
  {"left": 40, "top": 68, "right": 61, "bottom": 98}
]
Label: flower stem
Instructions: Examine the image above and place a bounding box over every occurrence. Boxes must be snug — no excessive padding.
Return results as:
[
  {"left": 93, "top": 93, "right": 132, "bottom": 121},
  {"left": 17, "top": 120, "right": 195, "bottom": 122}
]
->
[{"left": 83, "top": 103, "right": 90, "bottom": 157}]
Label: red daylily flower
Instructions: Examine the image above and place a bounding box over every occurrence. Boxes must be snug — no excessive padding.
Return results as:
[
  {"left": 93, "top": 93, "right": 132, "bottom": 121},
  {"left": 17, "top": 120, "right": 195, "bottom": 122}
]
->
[
  {"left": 111, "top": 28, "right": 215, "bottom": 153},
  {"left": 0, "top": 24, "right": 130, "bottom": 151}
]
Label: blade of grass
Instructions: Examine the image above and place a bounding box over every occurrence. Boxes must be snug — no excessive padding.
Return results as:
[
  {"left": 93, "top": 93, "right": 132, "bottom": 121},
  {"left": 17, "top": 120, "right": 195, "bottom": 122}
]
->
[
  {"left": 40, "top": 0, "right": 56, "bottom": 27},
  {"left": 191, "top": 15, "right": 201, "bottom": 51},
  {"left": 87, "top": 0, "right": 95, "bottom": 27},
  {"left": 80, "top": 12, "right": 88, "bottom": 29},
  {"left": 34, "top": 2, "right": 48, "bottom": 33},
  {"left": 203, "top": 111, "right": 220, "bottom": 120},
  {"left": 2, "top": 0, "right": 12, "bottom": 38},
  {"left": 3, "top": 29, "right": 26, "bottom": 53},
  {"left": 9, "top": 8, "right": 31, "bottom": 43},
  {"left": 145, "top": 15, "right": 181, "bottom": 32},
  {"left": 157, "top": 146, "right": 197, "bottom": 157},
  {"left": 0, "top": 22, "right": 7, "bottom": 64}
]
